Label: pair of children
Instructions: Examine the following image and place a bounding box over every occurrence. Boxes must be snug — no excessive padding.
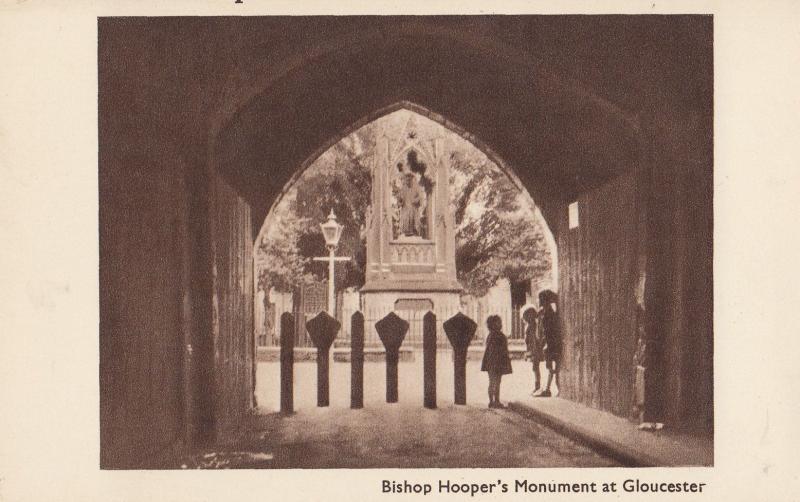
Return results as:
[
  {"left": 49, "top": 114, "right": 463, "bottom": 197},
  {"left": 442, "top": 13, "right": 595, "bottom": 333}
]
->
[
  {"left": 481, "top": 290, "right": 562, "bottom": 408},
  {"left": 524, "top": 291, "right": 561, "bottom": 397}
]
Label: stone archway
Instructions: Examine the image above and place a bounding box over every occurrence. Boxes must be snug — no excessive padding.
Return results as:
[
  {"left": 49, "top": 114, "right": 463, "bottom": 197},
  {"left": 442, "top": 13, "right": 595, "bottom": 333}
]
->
[
  {"left": 207, "top": 21, "right": 647, "bottom": 433},
  {"left": 251, "top": 104, "right": 559, "bottom": 408},
  {"left": 208, "top": 19, "right": 642, "bottom": 236}
]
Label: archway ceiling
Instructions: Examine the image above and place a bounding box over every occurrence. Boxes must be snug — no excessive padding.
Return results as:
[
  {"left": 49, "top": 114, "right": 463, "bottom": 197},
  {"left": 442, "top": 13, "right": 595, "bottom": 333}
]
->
[{"left": 208, "top": 17, "right": 711, "bottom": 229}]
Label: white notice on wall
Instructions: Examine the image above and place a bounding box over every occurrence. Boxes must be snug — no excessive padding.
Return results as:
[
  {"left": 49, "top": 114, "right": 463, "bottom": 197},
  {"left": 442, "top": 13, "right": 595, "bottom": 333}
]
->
[{"left": 569, "top": 201, "right": 579, "bottom": 229}]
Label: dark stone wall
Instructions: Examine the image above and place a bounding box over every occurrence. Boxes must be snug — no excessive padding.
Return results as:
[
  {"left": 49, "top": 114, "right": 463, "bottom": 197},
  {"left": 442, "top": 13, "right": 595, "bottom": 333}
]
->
[
  {"left": 210, "top": 174, "right": 255, "bottom": 439},
  {"left": 98, "top": 136, "right": 188, "bottom": 467},
  {"left": 642, "top": 105, "right": 714, "bottom": 432},
  {"left": 98, "top": 18, "right": 214, "bottom": 466},
  {"left": 558, "top": 169, "right": 645, "bottom": 419},
  {"left": 558, "top": 157, "right": 713, "bottom": 433}
]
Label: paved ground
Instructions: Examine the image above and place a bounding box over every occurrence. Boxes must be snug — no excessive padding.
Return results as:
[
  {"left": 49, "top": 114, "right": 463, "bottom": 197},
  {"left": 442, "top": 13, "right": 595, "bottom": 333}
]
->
[
  {"left": 254, "top": 352, "right": 554, "bottom": 410},
  {"left": 510, "top": 397, "right": 714, "bottom": 466},
  {"left": 237, "top": 405, "right": 618, "bottom": 468},
  {"left": 173, "top": 354, "right": 619, "bottom": 468},
  {"left": 178, "top": 405, "right": 618, "bottom": 468}
]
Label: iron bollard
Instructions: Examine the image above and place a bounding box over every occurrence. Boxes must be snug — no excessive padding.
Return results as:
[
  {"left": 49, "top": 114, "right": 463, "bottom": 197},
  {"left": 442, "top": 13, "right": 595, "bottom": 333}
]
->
[
  {"left": 351, "top": 311, "right": 364, "bottom": 409},
  {"left": 280, "top": 312, "right": 295, "bottom": 414},
  {"left": 423, "top": 311, "right": 437, "bottom": 409}
]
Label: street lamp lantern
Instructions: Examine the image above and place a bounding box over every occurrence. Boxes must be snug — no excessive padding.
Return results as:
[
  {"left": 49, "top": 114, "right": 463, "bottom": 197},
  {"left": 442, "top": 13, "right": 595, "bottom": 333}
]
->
[
  {"left": 313, "top": 209, "right": 350, "bottom": 316},
  {"left": 320, "top": 209, "right": 344, "bottom": 250}
]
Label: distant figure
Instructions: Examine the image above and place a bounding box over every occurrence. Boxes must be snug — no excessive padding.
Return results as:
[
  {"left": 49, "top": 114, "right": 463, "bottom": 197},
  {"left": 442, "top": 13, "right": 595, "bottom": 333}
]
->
[
  {"left": 537, "top": 290, "right": 562, "bottom": 397},
  {"left": 481, "top": 315, "right": 513, "bottom": 408},
  {"left": 522, "top": 306, "right": 544, "bottom": 395}
]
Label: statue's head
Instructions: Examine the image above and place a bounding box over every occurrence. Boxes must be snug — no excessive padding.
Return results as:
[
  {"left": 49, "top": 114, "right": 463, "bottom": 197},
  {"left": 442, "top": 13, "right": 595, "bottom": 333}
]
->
[{"left": 407, "top": 150, "right": 427, "bottom": 176}]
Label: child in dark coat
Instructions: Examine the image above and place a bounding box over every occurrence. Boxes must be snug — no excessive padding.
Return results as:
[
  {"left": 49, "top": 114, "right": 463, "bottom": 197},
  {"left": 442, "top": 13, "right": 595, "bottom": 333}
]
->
[
  {"left": 481, "top": 315, "right": 513, "bottom": 408},
  {"left": 537, "top": 290, "right": 562, "bottom": 397},
  {"left": 523, "top": 306, "right": 544, "bottom": 395}
]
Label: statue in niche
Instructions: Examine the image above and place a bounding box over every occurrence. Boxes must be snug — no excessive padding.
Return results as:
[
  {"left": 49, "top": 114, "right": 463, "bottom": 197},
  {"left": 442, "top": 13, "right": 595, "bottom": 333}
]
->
[
  {"left": 394, "top": 150, "right": 433, "bottom": 238},
  {"left": 397, "top": 170, "right": 423, "bottom": 236}
]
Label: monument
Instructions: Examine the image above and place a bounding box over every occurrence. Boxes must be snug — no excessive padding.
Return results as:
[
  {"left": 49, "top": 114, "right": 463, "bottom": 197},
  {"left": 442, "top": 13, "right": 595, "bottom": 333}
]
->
[{"left": 361, "top": 115, "right": 462, "bottom": 340}]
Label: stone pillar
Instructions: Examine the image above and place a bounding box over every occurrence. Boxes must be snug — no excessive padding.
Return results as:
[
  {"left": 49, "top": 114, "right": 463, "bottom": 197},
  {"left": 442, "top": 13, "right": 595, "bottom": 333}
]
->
[
  {"left": 366, "top": 155, "right": 377, "bottom": 273},
  {"left": 434, "top": 137, "right": 448, "bottom": 271},
  {"left": 378, "top": 135, "right": 391, "bottom": 273},
  {"left": 443, "top": 149, "right": 457, "bottom": 279}
]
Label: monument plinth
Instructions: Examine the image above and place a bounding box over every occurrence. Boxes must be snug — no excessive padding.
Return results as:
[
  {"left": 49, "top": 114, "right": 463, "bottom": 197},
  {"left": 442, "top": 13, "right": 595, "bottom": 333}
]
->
[{"left": 361, "top": 116, "right": 461, "bottom": 333}]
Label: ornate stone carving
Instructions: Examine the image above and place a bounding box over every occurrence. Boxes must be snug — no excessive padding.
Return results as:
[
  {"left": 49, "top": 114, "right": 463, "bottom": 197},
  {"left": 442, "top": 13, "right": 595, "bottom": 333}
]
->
[
  {"left": 390, "top": 241, "right": 435, "bottom": 264},
  {"left": 362, "top": 111, "right": 460, "bottom": 318}
]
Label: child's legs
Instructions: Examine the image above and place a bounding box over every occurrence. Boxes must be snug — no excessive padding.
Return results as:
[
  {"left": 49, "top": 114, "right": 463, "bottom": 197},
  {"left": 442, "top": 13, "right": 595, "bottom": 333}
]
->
[
  {"left": 545, "top": 360, "right": 554, "bottom": 390},
  {"left": 495, "top": 374, "right": 503, "bottom": 401},
  {"left": 532, "top": 357, "right": 542, "bottom": 388},
  {"left": 553, "top": 361, "right": 560, "bottom": 392},
  {"left": 545, "top": 360, "right": 559, "bottom": 391},
  {"left": 488, "top": 373, "right": 501, "bottom": 401}
]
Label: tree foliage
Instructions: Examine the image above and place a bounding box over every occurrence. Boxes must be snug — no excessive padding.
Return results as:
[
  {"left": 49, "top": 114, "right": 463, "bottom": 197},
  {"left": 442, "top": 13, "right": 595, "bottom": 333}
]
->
[
  {"left": 449, "top": 145, "right": 552, "bottom": 296},
  {"left": 292, "top": 131, "right": 373, "bottom": 291},
  {"left": 256, "top": 130, "right": 373, "bottom": 292},
  {"left": 256, "top": 212, "right": 313, "bottom": 293}
]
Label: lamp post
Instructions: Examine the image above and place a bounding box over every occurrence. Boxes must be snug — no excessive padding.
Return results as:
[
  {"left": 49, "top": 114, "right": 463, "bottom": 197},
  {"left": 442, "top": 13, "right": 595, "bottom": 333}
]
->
[{"left": 313, "top": 210, "right": 351, "bottom": 316}]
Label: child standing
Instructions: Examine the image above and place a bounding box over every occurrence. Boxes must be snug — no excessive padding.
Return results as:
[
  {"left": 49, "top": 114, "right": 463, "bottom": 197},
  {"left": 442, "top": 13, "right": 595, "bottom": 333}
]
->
[
  {"left": 523, "top": 306, "right": 544, "bottom": 395},
  {"left": 537, "top": 290, "right": 562, "bottom": 397},
  {"left": 481, "top": 315, "right": 513, "bottom": 408}
]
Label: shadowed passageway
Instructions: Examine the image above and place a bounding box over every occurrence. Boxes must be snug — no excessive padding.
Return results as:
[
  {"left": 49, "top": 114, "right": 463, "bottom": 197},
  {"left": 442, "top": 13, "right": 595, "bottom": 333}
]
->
[{"left": 174, "top": 405, "right": 619, "bottom": 469}]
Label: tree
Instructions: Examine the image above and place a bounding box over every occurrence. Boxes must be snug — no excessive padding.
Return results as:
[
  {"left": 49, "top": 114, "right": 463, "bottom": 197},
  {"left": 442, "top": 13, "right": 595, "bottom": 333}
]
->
[
  {"left": 256, "top": 208, "right": 313, "bottom": 293},
  {"left": 292, "top": 129, "right": 373, "bottom": 291},
  {"left": 448, "top": 137, "right": 553, "bottom": 297},
  {"left": 257, "top": 128, "right": 374, "bottom": 293}
]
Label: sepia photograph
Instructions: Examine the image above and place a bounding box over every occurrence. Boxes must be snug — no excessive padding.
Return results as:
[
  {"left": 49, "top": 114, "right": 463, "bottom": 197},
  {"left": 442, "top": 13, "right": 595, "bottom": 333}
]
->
[
  {"left": 98, "top": 15, "right": 714, "bottom": 470},
  {"left": 5, "top": 0, "right": 800, "bottom": 499}
]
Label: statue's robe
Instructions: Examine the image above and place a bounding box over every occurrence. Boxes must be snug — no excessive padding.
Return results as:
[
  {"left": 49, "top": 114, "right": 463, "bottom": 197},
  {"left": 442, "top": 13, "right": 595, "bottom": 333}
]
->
[{"left": 398, "top": 178, "right": 424, "bottom": 236}]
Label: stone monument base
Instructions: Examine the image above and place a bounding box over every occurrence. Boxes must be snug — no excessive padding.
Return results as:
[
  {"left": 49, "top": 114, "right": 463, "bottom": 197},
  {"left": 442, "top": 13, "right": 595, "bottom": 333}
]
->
[{"left": 361, "top": 290, "right": 461, "bottom": 347}]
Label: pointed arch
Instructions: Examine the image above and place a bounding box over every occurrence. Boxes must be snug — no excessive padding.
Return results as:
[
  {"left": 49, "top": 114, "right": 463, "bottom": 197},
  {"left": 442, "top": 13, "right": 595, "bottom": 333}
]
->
[{"left": 258, "top": 101, "right": 557, "bottom": 249}]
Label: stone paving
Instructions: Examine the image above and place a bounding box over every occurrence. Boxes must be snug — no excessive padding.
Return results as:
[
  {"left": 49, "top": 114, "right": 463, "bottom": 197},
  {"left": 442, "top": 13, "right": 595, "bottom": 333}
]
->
[
  {"left": 202, "top": 403, "right": 618, "bottom": 468},
  {"left": 230, "top": 404, "right": 620, "bottom": 468},
  {"left": 254, "top": 351, "right": 553, "bottom": 411},
  {"left": 510, "top": 397, "right": 713, "bottom": 466},
  {"left": 173, "top": 354, "right": 619, "bottom": 468}
]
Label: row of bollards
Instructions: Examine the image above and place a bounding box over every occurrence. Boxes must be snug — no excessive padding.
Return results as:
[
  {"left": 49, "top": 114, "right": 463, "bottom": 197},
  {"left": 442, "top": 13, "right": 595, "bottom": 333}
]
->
[{"left": 278, "top": 310, "right": 478, "bottom": 414}]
